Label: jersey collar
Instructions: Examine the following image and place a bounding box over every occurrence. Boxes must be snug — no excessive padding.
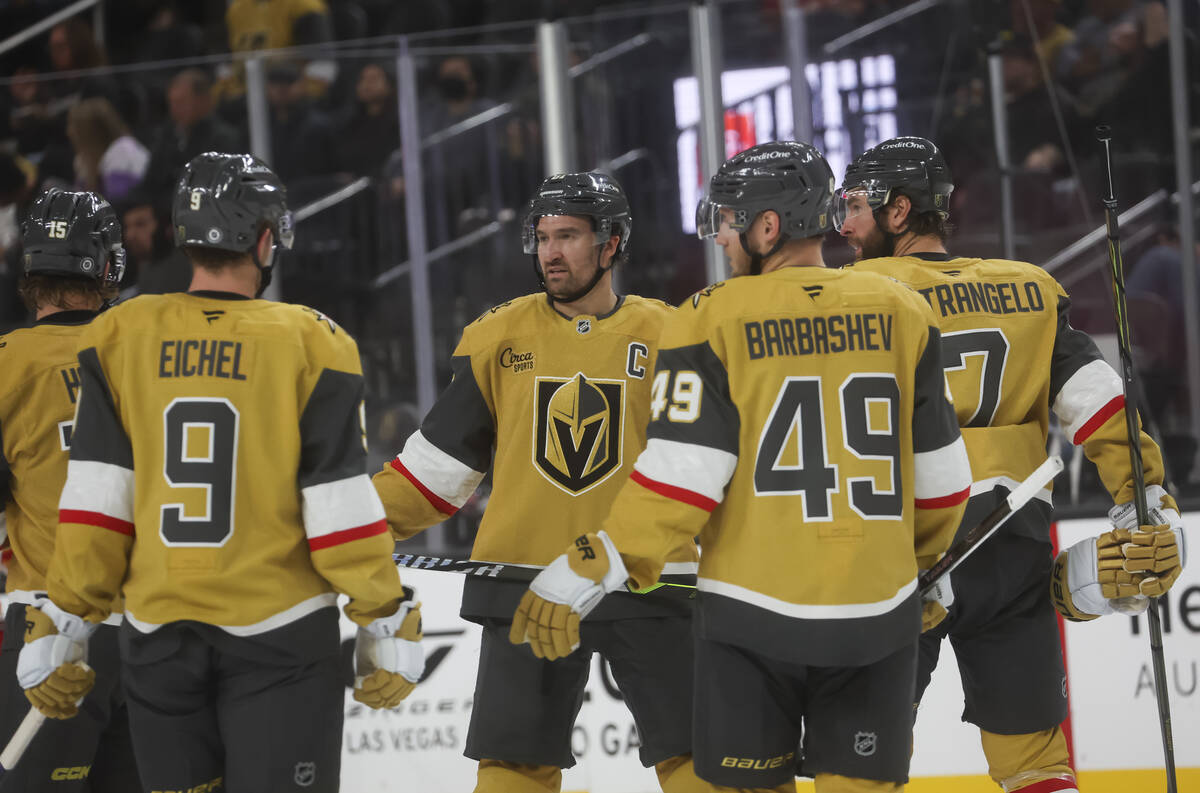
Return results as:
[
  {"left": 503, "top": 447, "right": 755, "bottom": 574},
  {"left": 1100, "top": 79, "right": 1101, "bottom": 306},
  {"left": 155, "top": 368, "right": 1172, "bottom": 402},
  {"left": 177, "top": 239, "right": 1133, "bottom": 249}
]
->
[
  {"left": 546, "top": 293, "right": 626, "bottom": 322},
  {"left": 187, "top": 290, "right": 254, "bottom": 301},
  {"left": 35, "top": 309, "right": 98, "bottom": 326},
  {"left": 906, "top": 252, "right": 955, "bottom": 262}
]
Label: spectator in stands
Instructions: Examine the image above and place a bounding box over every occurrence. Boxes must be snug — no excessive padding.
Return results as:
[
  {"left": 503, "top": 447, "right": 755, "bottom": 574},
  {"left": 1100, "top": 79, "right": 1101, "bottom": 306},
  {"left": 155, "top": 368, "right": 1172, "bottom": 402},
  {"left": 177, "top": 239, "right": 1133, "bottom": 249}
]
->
[
  {"left": 117, "top": 191, "right": 192, "bottom": 296},
  {"left": 66, "top": 98, "right": 149, "bottom": 202},
  {"left": 143, "top": 69, "right": 241, "bottom": 204},
  {"left": 329, "top": 62, "right": 398, "bottom": 178},
  {"left": 265, "top": 60, "right": 333, "bottom": 183},
  {"left": 216, "top": 0, "right": 336, "bottom": 106},
  {"left": 1001, "top": 37, "right": 1083, "bottom": 176},
  {"left": 1056, "top": 0, "right": 1167, "bottom": 118},
  {"left": 3, "top": 67, "right": 72, "bottom": 173},
  {"left": 1011, "top": 0, "right": 1075, "bottom": 69},
  {"left": 420, "top": 55, "right": 495, "bottom": 135},
  {"left": 0, "top": 153, "right": 37, "bottom": 329}
]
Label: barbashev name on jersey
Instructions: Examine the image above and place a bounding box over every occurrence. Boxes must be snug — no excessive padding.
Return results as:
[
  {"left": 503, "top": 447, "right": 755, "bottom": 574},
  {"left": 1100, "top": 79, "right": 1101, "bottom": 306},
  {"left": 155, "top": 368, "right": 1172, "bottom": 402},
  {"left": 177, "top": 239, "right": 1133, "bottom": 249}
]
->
[
  {"left": 745, "top": 311, "right": 892, "bottom": 360},
  {"left": 916, "top": 279, "right": 1046, "bottom": 318},
  {"left": 158, "top": 339, "right": 248, "bottom": 380}
]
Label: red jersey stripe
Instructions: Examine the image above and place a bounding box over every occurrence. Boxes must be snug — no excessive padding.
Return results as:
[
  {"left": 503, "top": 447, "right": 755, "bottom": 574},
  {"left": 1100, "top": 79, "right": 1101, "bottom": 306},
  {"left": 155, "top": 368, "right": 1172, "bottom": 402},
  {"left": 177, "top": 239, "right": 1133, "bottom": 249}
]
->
[
  {"left": 1072, "top": 394, "right": 1124, "bottom": 445},
  {"left": 914, "top": 486, "right": 970, "bottom": 510},
  {"left": 631, "top": 470, "right": 719, "bottom": 512},
  {"left": 389, "top": 458, "right": 459, "bottom": 516},
  {"left": 59, "top": 509, "right": 134, "bottom": 536},
  {"left": 308, "top": 519, "right": 389, "bottom": 551}
]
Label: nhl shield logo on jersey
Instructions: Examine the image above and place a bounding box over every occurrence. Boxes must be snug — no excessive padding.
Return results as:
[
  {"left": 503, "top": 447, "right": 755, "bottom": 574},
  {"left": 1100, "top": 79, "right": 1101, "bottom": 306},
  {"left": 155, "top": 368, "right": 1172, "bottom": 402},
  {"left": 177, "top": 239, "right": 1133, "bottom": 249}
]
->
[
  {"left": 534, "top": 373, "right": 624, "bottom": 494},
  {"left": 294, "top": 761, "right": 316, "bottom": 787},
  {"left": 853, "top": 731, "right": 877, "bottom": 757}
]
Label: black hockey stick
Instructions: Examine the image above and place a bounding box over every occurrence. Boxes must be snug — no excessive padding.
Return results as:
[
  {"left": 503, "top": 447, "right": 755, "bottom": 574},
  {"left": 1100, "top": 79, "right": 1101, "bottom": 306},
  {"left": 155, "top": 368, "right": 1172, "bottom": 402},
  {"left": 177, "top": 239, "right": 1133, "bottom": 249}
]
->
[
  {"left": 393, "top": 552, "right": 698, "bottom": 600},
  {"left": 918, "top": 455, "right": 1063, "bottom": 596},
  {"left": 0, "top": 705, "right": 46, "bottom": 781},
  {"left": 1095, "top": 124, "right": 1177, "bottom": 793}
]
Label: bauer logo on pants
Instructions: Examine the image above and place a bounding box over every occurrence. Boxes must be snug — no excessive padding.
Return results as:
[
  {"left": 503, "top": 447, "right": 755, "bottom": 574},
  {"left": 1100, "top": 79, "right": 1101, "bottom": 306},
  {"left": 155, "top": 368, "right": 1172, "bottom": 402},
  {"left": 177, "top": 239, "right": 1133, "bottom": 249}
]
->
[{"left": 533, "top": 373, "right": 624, "bottom": 494}]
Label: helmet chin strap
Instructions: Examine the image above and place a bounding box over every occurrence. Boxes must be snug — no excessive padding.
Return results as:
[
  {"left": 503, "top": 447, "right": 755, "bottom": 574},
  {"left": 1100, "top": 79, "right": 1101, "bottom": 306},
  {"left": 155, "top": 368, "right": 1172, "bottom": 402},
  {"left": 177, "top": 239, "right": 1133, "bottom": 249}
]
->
[
  {"left": 537, "top": 245, "right": 612, "bottom": 306},
  {"left": 251, "top": 244, "right": 274, "bottom": 298},
  {"left": 738, "top": 231, "right": 789, "bottom": 276}
]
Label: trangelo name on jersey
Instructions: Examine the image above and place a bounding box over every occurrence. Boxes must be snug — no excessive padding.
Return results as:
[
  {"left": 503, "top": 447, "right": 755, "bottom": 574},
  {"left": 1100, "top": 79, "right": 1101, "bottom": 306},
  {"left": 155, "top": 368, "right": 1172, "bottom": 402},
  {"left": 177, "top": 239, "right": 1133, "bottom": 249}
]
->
[
  {"left": 158, "top": 339, "right": 248, "bottom": 380},
  {"left": 915, "top": 279, "right": 1046, "bottom": 318},
  {"left": 745, "top": 311, "right": 893, "bottom": 360}
]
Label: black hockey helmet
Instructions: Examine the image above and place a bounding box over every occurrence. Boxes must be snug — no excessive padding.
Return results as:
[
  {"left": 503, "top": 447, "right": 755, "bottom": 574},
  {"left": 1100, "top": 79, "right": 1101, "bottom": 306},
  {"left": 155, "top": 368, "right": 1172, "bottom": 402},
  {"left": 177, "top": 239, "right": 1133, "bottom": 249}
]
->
[
  {"left": 173, "top": 151, "right": 294, "bottom": 253},
  {"left": 521, "top": 171, "right": 632, "bottom": 260},
  {"left": 696, "top": 140, "right": 835, "bottom": 242},
  {"left": 22, "top": 188, "right": 125, "bottom": 287},
  {"left": 833, "top": 136, "right": 953, "bottom": 230}
]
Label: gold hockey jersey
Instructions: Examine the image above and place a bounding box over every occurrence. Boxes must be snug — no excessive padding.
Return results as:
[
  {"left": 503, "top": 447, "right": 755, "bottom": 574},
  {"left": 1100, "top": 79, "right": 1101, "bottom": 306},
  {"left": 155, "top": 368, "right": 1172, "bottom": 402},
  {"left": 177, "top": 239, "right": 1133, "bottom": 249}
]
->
[
  {"left": 598, "top": 266, "right": 972, "bottom": 667},
  {"left": 372, "top": 293, "right": 698, "bottom": 620},
  {"left": 850, "top": 253, "right": 1171, "bottom": 536},
  {"left": 0, "top": 312, "right": 95, "bottom": 604},
  {"left": 47, "top": 292, "right": 407, "bottom": 632}
]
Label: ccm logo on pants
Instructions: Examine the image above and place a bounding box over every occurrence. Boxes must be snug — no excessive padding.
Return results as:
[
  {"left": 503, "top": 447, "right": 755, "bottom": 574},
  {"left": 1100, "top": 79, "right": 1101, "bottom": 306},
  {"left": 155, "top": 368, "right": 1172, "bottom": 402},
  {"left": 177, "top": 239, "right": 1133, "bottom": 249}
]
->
[{"left": 51, "top": 766, "right": 91, "bottom": 780}]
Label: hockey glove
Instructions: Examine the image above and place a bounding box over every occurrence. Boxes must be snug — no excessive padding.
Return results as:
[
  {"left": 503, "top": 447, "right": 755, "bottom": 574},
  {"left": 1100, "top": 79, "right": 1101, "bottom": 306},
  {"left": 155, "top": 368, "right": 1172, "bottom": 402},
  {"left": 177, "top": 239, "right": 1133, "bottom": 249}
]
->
[
  {"left": 16, "top": 601, "right": 97, "bottom": 719},
  {"left": 1051, "top": 529, "right": 1153, "bottom": 621},
  {"left": 1108, "top": 484, "right": 1186, "bottom": 598},
  {"left": 509, "top": 531, "right": 629, "bottom": 661},
  {"left": 353, "top": 589, "right": 424, "bottom": 710},
  {"left": 920, "top": 573, "right": 954, "bottom": 632}
]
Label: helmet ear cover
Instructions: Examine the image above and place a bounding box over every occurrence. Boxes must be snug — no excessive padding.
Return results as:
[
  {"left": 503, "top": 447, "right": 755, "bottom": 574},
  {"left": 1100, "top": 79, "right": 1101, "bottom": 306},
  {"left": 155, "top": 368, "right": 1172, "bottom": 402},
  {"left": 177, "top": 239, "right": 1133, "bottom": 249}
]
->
[{"left": 22, "top": 188, "right": 126, "bottom": 288}]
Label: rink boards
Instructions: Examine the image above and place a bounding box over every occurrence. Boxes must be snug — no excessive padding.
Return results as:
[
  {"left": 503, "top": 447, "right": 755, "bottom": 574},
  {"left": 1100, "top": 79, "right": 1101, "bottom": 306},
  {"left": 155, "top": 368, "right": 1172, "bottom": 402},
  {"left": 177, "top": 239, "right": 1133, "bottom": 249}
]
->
[{"left": 339, "top": 512, "right": 1199, "bottom": 792}]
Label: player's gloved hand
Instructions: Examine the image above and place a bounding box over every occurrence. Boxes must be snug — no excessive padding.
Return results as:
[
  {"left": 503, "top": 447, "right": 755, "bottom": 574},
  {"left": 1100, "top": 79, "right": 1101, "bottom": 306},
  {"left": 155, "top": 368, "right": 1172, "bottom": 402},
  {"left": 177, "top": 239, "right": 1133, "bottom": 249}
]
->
[
  {"left": 16, "top": 600, "right": 97, "bottom": 719},
  {"left": 1108, "top": 484, "right": 1186, "bottom": 598},
  {"left": 509, "top": 531, "right": 629, "bottom": 660},
  {"left": 1051, "top": 529, "right": 1151, "bottom": 621},
  {"left": 920, "top": 573, "right": 954, "bottom": 632},
  {"left": 353, "top": 588, "right": 424, "bottom": 710}
]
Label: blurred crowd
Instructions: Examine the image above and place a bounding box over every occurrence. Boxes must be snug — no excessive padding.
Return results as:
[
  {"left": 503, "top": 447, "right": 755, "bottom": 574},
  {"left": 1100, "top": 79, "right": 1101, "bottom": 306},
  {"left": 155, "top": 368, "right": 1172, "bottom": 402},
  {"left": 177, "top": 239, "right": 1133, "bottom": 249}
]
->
[{"left": 0, "top": 0, "right": 1197, "bottom": 477}]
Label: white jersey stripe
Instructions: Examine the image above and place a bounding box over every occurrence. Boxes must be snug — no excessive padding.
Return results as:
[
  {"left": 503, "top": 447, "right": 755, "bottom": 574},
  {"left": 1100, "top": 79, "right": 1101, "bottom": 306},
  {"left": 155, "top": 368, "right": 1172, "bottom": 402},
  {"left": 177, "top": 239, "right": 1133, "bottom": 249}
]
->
[
  {"left": 1053, "top": 359, "right": 1123, "bottom": 442},
  {"left": 913, "top": 436, "right": 972, "bottom": 501},
  {"left": 302, "top": 474, "right": 387, "bottom": 540},
  {"left": 698, "top": 575, "right": 917, "bottom": 619},
  {"left": 633, "top": 438, "right": 737, "bottom": 505},
  {"left": 396, "top": 430, "right": 485, "bottom": 510},
  {"left": 58, "top": 459, "right": 134, "bottom": 522}
]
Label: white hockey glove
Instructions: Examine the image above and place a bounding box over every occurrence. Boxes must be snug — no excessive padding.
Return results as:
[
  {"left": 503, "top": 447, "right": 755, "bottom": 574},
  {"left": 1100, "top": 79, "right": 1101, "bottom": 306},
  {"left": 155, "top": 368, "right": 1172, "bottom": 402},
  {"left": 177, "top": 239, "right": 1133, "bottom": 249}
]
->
[
  {"left": 919, "top": 572, "right": 954, "bottom": 632},
  {"left": 1108, "top": 484, "right": 1186, "bottom": 598},
  {"left": 353, "top": 589, "right": 424, "bottom": 710},
  {"left": 16, "top": 600, "right": 97, "bottom": 719},
  {"left": 509, "top": 531, "right": 629, "bottom": 661}
]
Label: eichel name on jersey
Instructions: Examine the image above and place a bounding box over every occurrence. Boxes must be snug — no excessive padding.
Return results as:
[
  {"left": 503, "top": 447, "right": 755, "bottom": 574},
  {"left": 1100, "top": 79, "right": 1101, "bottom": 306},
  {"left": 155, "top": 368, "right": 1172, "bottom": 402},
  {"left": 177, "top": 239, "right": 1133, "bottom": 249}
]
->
[
  {"left": 372, "top": 294, "right": 699, "bottom": 622},
  {"left": 850, "top": 253, "right": 1173, "bottom": 541},
  {"left": 46, "top": 293, "right": 409, "bottom": 635},
  {"left": 595, "top": 268, "right": 972, "bottom": 668},
  {"left": 0, "top": 311, "right": 96, "bottom": 606}
]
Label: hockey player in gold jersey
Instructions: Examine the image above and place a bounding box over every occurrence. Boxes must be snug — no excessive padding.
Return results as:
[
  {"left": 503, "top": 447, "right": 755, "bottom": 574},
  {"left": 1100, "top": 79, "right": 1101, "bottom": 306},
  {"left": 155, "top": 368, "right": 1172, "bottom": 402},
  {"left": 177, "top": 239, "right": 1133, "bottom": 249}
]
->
[
  {"left": 18, "top": 153, "right": 421, "bottom": 793},
  {"left": 372, "top": 172, "right": 714, "bottom": 793},
  {"left": 0, "top": 189, "right": 140, "bottom": 791},
  {"left": 510, "top": 142, "right": 973, "bottom": 793},
  {"left": 836, "top": 136, "right": 1187, "bottom": 793}
]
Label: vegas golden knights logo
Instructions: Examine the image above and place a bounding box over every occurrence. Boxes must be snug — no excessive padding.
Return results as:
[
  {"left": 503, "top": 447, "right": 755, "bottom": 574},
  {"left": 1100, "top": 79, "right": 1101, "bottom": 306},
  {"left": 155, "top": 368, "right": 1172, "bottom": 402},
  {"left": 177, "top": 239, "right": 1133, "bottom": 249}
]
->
[{"left": 534, "top": 373, "right": 624, "bottom": 494}]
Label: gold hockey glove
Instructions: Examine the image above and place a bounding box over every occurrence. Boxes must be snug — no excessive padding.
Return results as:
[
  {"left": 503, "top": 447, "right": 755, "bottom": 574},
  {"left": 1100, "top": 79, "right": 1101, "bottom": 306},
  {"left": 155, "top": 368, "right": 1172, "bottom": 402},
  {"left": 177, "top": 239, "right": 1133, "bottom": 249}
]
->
[
  {"left": 353, "top": 590, "right": 424, "bottom": 709},
  {"left": 919, "top": 573, "right": 953, "bottom": 632},
  {"left": 1051, "top": 529, "right": 1157, "bottom": 621},
  {"left": 1119, "top": 524, "right": 1182, "bottom": 597},
  {"left": 1108, "top": 484, "right": 1187, "bottom": 598},
  {"left": 510, "top": 531, "right": 629, "bottom": 661},
  {"left": 16, "top": 602, "right": 96, "bottom": 719}
]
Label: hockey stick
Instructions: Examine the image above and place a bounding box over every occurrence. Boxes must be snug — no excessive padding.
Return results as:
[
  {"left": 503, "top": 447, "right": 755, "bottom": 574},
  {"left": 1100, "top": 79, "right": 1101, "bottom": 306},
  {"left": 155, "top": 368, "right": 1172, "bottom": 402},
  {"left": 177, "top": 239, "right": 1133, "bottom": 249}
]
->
[
  {"left": 0, "top": 708, "right": 46, "bottom": 781},
  {"left": 918, "top": 455, "right": 1064, "bottom": 596},
  {"left": 393, "top": 553, "right": 698, "bottom": 601},
  {"left": 1095, "top": 124, "right": 1177, "bottom": 793}
]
